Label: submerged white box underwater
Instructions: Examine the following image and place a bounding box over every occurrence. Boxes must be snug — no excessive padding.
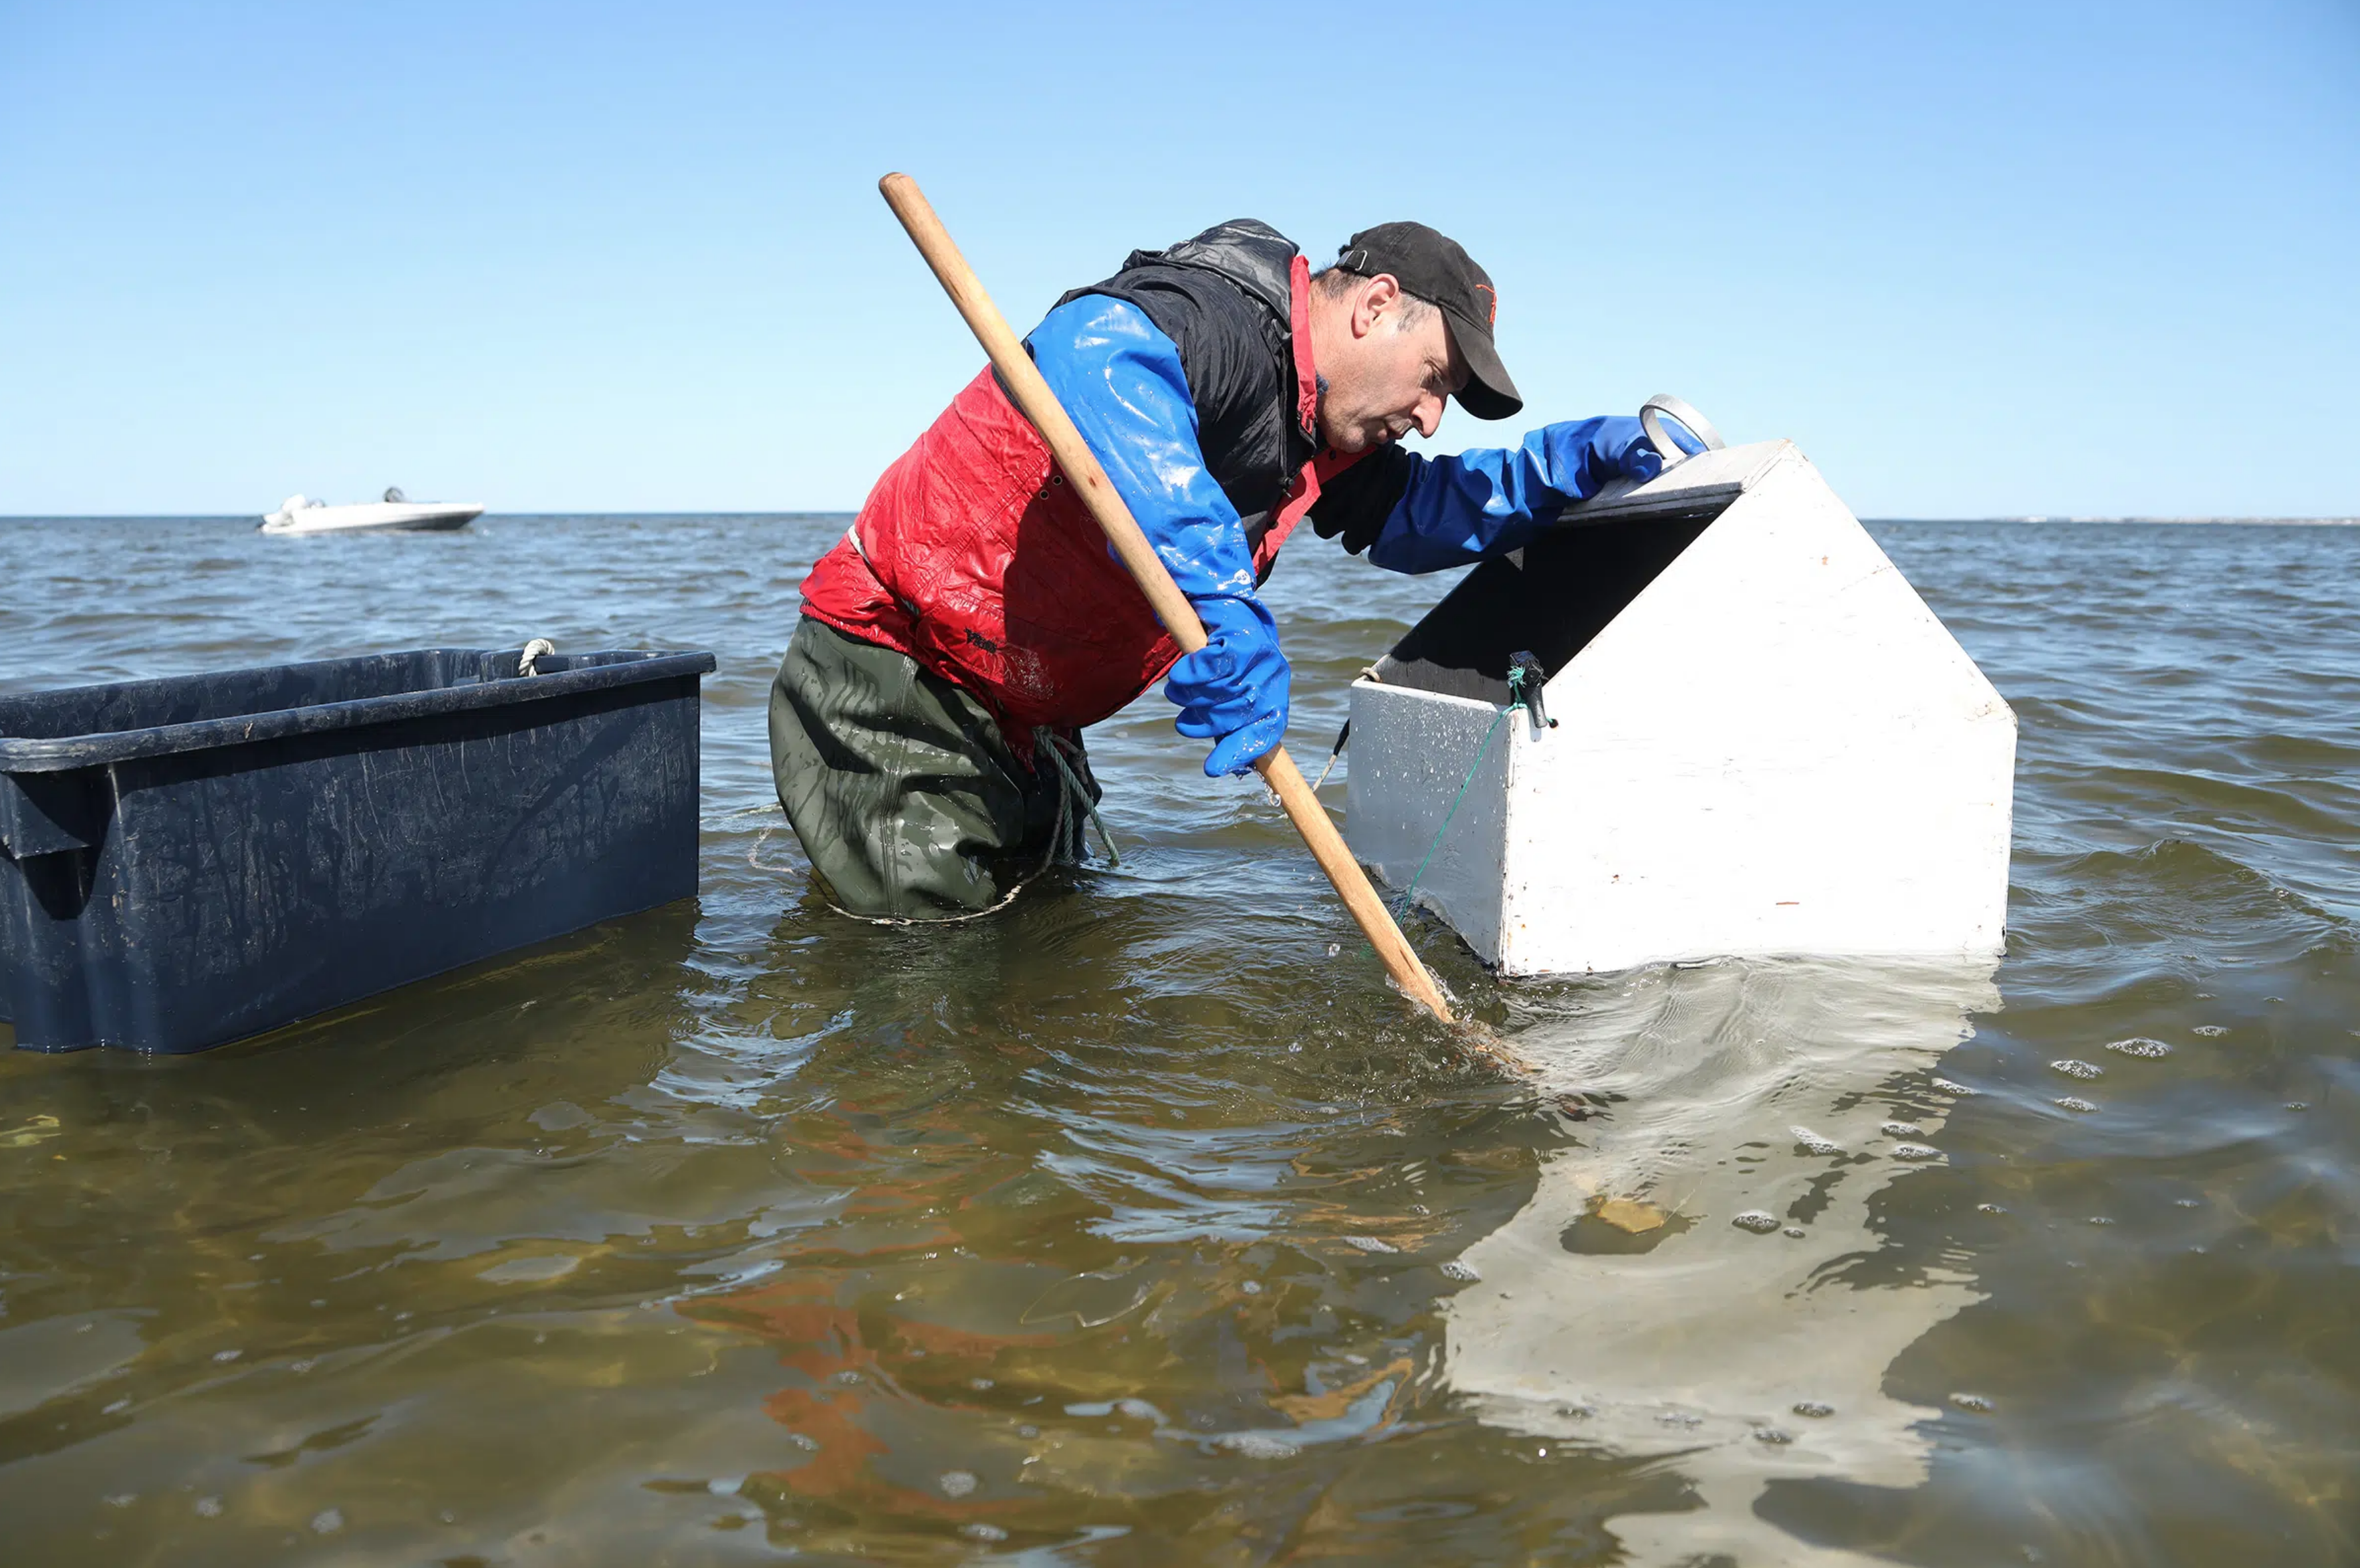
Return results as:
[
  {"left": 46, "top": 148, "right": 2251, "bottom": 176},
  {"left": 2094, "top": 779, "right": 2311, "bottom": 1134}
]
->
[{"left": 1343, "top": 436, "right": 2016, "bottom": 977}]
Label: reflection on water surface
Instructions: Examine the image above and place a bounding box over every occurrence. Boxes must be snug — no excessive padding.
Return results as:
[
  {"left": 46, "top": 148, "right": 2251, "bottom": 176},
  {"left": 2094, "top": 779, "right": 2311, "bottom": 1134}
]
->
[
  {"left": 1, "top": 514, "right": 2355, "bottom": 1563},
  {"left": 1448, "top": 958, "right": 1998, "bottom": 1567}
]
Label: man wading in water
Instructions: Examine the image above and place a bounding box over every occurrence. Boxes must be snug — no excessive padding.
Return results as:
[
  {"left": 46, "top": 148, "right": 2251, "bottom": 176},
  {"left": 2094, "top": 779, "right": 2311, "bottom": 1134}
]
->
[{"left": 775, "top": 220, "right": 1673, "bottom": 919}]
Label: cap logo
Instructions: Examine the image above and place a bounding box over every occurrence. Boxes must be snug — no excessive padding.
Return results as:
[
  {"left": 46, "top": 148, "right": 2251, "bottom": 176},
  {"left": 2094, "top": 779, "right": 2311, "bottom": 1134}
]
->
[{"left": 1474, "top": 281, "right": 1496, "bottom": 327}]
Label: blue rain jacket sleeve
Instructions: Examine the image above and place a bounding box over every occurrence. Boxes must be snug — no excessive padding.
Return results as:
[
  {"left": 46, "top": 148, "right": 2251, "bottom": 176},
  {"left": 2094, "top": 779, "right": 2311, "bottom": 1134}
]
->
[
  {"left": 1365, "top": 415, "right": 1666, "bottom": 575},
  {"left": 1026, "top": 293, "right": 1288, "bottom": 777}
]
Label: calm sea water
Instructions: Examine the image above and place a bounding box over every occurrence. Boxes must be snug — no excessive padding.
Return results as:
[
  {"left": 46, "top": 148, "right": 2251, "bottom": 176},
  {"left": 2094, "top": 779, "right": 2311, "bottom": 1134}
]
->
[{"left": 0, "top": 511, "right": 2355, "bottom": 1566}]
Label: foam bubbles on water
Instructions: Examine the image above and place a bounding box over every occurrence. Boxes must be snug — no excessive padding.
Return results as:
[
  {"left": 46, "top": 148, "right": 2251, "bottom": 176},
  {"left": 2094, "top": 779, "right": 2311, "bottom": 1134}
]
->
[
  {"left": 1881, "top": 1121, "right": 1924, "bottom": 1138},
  {"left": 1217, "top": 1432, "right": 1298, "bottom": 1459},
  {"left": 961, "top": 1523, "right": 1009, "bottom": 1543},
  {"left": 1732, "top": 1210, "right": 1781, "bottom": 1233},
  {"left": 1343, "top": 1235, "right": 1398, "bottom": 1253},
  {"left": 194, "top": 1496, "right": 223, "bottom": 1518},
  {"left": 1791, "top": 1400, "right": 1835, "bottom": 1418},
  {"left": 1891, "top": 1144, "right": 1942, "bottom": 1162},
  {"left": 2193, "top": 1025, "right": 2228, "bottom": 1037},
  {"left": 1948, "top": 1392, "right": 1995, "bottom": 1413},
  {"left": 2050, "top": 1059, "right": 2104, "bottom": 1080},
  {"left": 937, "top": 1471, "right": 978, "bottom": 1498},
  {"left": 1790, "top": 1126, "right": 1844, "bottom": 1156},
  {"left": 1753, "top": 1427, "right": 1794, "bottom": 1445},
  {"left": 2055, "top": 1096, "right": 2099, "bottom": 1113},
  {"left": 1931, "top": 1078, "right": 1978, "bottom": 1096},
  {"left": 2105, "top": 1037, "right": 2171, "bottom": 1059},
  {"left": 1439, "top": 1259, "right": 1481, "bottom": 1282},
  {"left": 310, "top": 1508, "right": 344, "bottom": 1535}
]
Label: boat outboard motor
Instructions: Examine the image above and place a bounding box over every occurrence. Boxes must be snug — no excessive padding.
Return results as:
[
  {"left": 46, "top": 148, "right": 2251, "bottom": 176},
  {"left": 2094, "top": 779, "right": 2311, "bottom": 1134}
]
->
[{"left": 383, "top": 487, "right": 407, "bottom": 503}]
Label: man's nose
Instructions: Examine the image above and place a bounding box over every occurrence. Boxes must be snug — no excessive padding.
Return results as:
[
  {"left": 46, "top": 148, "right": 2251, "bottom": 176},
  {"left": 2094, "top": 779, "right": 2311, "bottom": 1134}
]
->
[{"left": 1413, "top": 391, "right": 1445, "bottom": 439}]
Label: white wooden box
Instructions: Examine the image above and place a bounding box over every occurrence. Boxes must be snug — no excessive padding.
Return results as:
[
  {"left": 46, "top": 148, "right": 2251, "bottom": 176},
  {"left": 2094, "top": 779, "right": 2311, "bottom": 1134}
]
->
[{"left": 1343, "top": 438, "right": 2015, "bottom": 977}]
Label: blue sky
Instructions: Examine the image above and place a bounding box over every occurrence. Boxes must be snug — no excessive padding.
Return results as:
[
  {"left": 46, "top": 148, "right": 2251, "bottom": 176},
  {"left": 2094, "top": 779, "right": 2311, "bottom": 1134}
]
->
[{"left": 3, "top": 0, "right": 2353, "bottom": 518}]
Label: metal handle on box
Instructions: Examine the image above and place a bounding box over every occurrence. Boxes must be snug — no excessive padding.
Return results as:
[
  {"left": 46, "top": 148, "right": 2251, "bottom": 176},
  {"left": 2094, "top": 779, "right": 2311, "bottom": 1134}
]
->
[{"left": 1640, "top": 394, "right": 1727, "bottom": 473}]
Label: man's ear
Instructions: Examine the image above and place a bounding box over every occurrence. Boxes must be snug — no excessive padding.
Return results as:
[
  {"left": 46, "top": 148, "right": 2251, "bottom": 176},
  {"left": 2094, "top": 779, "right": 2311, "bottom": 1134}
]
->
[{"left": 1353, "top": 274, "right": 1402, "bottom": 339}]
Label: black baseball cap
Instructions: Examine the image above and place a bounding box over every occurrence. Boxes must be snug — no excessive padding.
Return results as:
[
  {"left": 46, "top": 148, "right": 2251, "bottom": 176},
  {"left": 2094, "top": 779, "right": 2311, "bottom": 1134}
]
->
[{"left": 1333, "top": 222, "right": 1522, "bottom": 420}]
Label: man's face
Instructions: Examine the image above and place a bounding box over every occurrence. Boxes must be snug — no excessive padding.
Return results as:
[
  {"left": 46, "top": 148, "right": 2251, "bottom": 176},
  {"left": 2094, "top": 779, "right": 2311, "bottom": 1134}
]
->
[{"left": 1313, "top": 276, "right": 1467, "bottom": 455}]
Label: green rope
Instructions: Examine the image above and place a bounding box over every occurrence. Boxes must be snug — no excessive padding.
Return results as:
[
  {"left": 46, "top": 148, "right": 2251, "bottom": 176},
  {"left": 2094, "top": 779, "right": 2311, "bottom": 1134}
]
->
[
  {"left": 1042, "top": 734, "right": 1120, "bottom": 867},
  {"left": 1398, "top": 664, "right": 1532, "bottom": 911}
]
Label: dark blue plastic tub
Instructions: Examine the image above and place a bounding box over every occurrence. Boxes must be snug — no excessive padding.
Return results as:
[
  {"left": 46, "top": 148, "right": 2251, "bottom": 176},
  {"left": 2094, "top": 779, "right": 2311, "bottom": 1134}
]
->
[{"left": 0, "top": 647, "right": 715, "bottom": 1053}]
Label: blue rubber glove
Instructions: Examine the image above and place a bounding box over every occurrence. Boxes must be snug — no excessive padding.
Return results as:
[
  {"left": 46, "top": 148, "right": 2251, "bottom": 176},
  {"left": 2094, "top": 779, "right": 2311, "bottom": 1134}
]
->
[
  {"left": 1367, "top": 415, "right": 1675, "bottom": 574},
  {"left": 1027, "top": 293, "right": 1287, "bottom": 777},
  {"left": 1165, "top": 596, "right": 1288, "bottom": 776}
]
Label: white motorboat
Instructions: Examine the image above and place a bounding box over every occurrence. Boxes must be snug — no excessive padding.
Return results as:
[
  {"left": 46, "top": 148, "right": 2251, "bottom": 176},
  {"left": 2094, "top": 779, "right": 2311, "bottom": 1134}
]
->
[{"left": 259, "top": 488, "right": 484, "bottom": 535}]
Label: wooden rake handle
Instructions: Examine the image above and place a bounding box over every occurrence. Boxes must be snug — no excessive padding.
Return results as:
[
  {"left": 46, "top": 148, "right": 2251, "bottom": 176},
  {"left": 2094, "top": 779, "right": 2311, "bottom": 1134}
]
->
[{"left": 876, "top": 172, "right": 1453, "bottom": 1025}]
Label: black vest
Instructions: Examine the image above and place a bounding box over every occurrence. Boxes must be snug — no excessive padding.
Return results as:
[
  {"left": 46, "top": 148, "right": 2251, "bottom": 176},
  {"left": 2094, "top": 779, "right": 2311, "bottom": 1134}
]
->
[
  {"left": 1054, "top": 220, "right": 1410, "bottom": 555},
  {"left": 1056, "top": 221, "right": 1317, "bottom": 545}
]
